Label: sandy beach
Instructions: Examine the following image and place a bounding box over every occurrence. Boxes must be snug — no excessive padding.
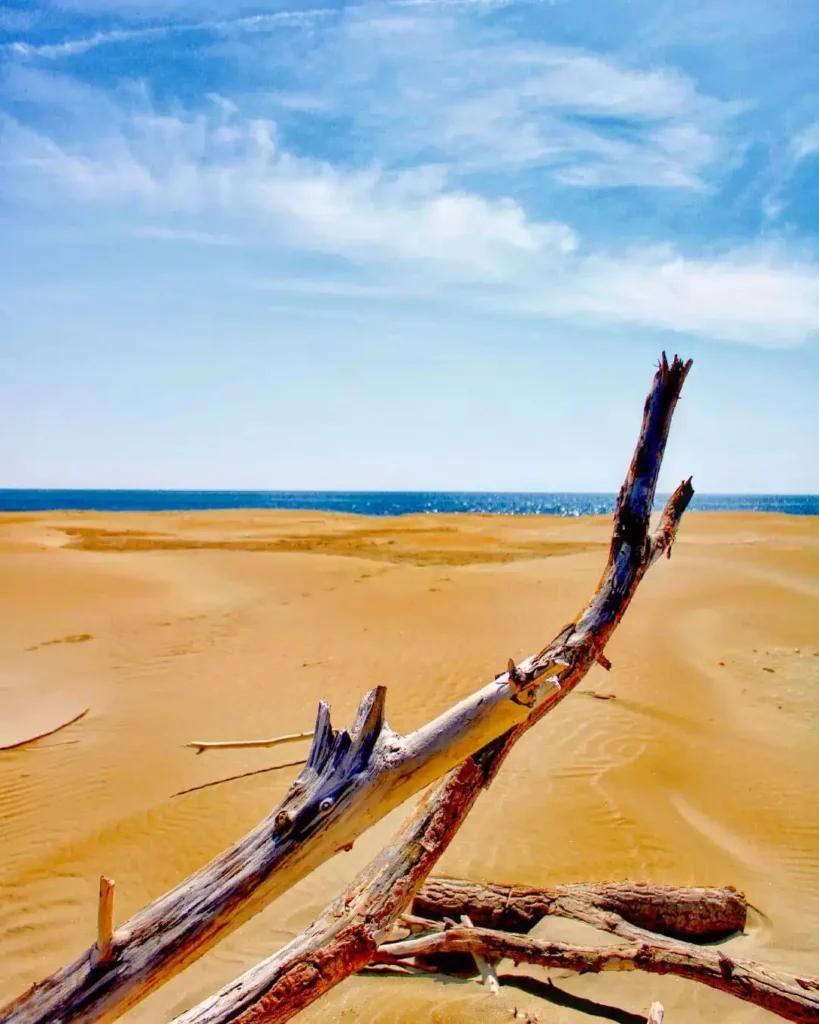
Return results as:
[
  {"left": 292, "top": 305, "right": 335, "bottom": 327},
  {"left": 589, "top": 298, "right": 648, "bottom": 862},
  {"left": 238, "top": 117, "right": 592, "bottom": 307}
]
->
[{"left": 0, "top": 509, "right": 817, "bottom": 1022}]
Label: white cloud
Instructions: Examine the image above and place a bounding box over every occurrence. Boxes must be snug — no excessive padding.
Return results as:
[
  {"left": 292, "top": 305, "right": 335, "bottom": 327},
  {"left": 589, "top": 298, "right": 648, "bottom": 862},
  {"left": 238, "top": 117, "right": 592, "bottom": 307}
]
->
[
  {"left": 793, "top": 120, "right": 819, "bottom": 161},
  {"left": 3, "top": 2, "right": 735, "bottom": 191},
  {"left": 5, "top": 28, "right": 168, "bottom": 59},
  {"left": 0, "top": 106, "right": 576, "bottom": 280},
  {"left": 3, "top": 96, "right": 817, "bottom": 347},
  {"left": 1, "top": 8, "right": 333, "bottom": 60},
  {"left": 321, "top": 7, "right": 736, "bottom": 189},
  {"left": 510, "top": 247, "right": 819, "bottom": 346}
]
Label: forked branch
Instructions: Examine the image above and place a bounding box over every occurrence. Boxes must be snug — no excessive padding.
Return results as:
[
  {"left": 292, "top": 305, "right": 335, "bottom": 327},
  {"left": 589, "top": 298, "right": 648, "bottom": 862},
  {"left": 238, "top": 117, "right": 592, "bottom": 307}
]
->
[{"left": 1, "top": 355, "right": 693, "bottom": 1024}]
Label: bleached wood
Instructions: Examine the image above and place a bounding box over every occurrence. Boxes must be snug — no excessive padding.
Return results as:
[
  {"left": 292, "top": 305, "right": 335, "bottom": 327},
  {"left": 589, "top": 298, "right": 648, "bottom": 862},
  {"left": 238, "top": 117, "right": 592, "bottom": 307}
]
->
[
  {"left": 186, "top": 732, "right": 313, "bottom": 754},
  {"left": 460, "top": 914, "right": 500, "bottom": 995},
  {"left": 1, "top": 354, "right": 695, "bottom": 1024},
  {"left": 173, "top": 761, "right": 489, "bottom": 1024}
]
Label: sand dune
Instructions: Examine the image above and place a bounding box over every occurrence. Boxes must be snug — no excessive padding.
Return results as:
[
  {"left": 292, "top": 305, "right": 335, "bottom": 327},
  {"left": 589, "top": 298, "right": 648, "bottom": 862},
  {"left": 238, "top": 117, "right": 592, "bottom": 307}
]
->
[{"left": 0, "top": 510, "right": 817, "bottom": 1022}]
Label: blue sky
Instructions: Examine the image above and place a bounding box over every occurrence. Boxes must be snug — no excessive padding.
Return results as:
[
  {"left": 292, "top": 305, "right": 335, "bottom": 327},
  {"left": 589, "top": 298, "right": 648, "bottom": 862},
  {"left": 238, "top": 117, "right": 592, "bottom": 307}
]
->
[{"left": 1, "top": 0, "right": 817, "bottom": 492}]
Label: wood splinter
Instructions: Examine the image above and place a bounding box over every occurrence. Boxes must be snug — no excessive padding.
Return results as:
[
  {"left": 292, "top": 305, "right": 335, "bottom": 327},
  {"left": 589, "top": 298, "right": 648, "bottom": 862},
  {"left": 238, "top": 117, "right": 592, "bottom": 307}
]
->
[
  {"left": 461, "top": 914, "right": 500, "bottom": 995},
  {"left": 95, "top": 876, "right": 115, "bottom": 965}
]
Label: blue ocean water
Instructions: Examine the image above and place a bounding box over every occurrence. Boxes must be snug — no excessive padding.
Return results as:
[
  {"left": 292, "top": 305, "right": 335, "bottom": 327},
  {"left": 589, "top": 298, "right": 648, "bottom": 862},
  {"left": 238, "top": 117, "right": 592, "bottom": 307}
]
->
[{"left": 0, "top": 490, "right": 817, "bottom": 516}]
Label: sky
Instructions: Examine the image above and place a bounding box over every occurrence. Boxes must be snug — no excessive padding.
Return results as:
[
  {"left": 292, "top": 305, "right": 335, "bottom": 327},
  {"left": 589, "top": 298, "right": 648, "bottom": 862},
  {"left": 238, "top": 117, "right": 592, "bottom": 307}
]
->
[{"left": 1, "top": 0, "right": 817, "bottom": 493}]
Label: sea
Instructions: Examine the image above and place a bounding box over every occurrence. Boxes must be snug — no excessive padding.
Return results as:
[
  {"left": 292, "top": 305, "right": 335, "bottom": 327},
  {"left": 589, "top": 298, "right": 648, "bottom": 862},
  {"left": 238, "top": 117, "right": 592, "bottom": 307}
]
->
[{"left": 0, "top": 490, "right": 817, "bottom": 516}]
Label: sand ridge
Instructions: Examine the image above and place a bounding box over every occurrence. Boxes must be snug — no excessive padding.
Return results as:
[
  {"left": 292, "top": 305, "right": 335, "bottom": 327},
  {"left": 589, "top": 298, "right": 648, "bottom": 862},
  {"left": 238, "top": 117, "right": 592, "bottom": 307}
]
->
[{"left": 0, "top": 509, "right": 817, "bottom": 1022}]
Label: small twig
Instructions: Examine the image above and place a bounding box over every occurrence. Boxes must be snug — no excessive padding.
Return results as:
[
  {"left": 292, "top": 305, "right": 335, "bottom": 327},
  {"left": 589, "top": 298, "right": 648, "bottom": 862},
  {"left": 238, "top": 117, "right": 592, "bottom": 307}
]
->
[
  {"left": 461, "top": 914, "right": 500, "bottom": 995},
  {"left": 172, "top": 760, "right": 306, "bottom": 798},
  {"left": 186, "top": 731, "right": 313, "bottom": 754}
]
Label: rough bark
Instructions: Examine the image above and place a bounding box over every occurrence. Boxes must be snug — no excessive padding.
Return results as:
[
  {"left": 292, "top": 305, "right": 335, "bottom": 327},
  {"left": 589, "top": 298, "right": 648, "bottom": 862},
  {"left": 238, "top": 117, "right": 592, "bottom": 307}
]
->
[
  {"left": 376, "top": 924, "right": 819, "bottom": 1024},
  {"left": 170, "top": 354, "right": 695, "bottom": 1024},
  {"left": 172, "top": 763, "right": 490, "bottom": 1024},
  {"left": 413, "top": 878, "right": 747, "bottom": 943}
]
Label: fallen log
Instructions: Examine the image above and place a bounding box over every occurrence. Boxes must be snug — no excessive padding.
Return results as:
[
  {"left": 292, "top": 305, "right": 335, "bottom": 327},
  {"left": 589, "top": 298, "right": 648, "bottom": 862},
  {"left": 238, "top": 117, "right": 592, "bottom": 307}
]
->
[
  {"left": 1, "top": 355, "right": 692, "bottom": 1024},
  {"left": 170, "top": 354, "right": 695, "bottom": 1024},
  {"left": 375, "top": 923, "right": 819, "bottom": 1024},
  {"left": 412, "top": 878, "right": 747, "bottom": 943}
]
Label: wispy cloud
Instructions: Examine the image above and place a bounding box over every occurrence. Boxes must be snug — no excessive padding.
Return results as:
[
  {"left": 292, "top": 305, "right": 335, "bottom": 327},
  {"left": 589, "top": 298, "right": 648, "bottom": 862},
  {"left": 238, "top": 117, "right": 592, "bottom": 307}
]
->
[
  {"left": 2, "top": 85, "right": 817, "bottom": 347},
  {"left": 3, "top": 2, "right": 735, "bottom": 191},
  {"left": 5, "top": 28, "right": 168, "bottom": 60},
  {"left": 1, "top": 7, "right": 333, "bottom": 60},
  {"left": 281, "top": 7, "right": 738, "bottom": 191},
  {"left": 794, "top": 120, "right": 819, "bottom": 161},
  {"left": 2, "top": 1, "right": 818, "bottom": 349}
]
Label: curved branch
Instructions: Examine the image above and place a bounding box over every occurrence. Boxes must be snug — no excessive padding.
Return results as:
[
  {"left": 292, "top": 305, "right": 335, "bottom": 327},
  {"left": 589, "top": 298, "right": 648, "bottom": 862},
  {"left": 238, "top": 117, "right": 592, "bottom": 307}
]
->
[{"left": 376, "top": 924, "right": 819, "bottom": 1024}]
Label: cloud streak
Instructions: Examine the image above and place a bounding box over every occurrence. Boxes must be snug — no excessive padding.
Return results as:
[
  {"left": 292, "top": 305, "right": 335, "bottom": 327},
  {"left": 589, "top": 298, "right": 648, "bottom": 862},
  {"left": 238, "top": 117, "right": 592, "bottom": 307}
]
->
[
  {"left": 1, "top": 7, "right": 334, "bottom": 59},
  {"left": 2, "top": 90, "right": 817, "bottom": 347}
]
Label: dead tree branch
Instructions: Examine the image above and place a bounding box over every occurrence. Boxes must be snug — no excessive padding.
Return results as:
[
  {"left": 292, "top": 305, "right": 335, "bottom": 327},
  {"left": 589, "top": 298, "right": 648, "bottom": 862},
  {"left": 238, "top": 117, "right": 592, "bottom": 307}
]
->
[
  {"left": 375, "top": 922, "right": 819, "bottom": 1024},
  {"left": 1, "top": 355, "right": 696, "bottom": 1024},
  {"left": 169, "top": 354, "right": 695, "bottom": 1024}
]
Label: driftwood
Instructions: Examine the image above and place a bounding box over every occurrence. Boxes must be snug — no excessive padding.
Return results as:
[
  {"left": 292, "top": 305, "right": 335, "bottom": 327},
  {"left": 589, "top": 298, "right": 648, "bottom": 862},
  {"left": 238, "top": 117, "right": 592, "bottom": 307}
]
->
[
  {"left": 169, "top": 354, "right": 696, "bottom": 1024},
  {"left": 376, "top": 920, "right": 819, "bottom": 1023},
  {"left": 412, "top": 878, "right": 748, "bottom": 943},
  {"left": 173, "top": 761, "right": 491, "bottom": 1024},
  {"left": 186, "top": 732, "right": 314, "bottom": 755},
  {"left": 171, "top": 760, "right": 308, "bottom": 798},
  {"left": 0, "top": 707, "right": 89, "bottom": 751},
  {"left": 1, "top": 354, "right": 696, "bottom": 1024}
]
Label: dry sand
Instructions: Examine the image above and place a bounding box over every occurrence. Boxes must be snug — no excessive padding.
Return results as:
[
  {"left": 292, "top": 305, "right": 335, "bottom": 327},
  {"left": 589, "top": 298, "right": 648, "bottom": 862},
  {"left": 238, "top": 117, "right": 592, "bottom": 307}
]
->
[{"left": 0, "top": 509, "right": 817, "bottom": 1022}]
